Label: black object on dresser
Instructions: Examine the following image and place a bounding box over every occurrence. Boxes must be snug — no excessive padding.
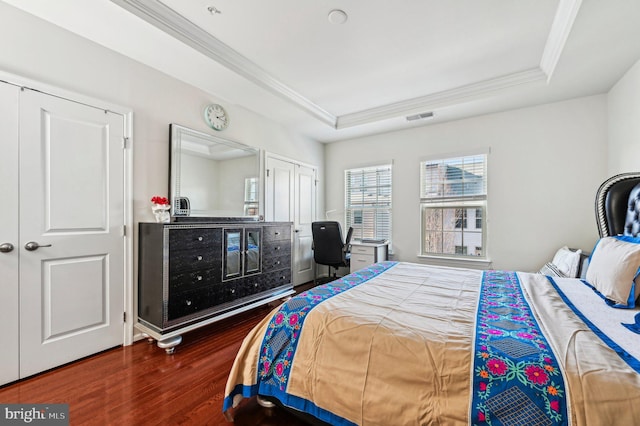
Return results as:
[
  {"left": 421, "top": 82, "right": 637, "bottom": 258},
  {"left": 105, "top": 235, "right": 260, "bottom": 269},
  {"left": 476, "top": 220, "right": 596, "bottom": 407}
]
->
[{"left": 137, "top": 221, "right": 294, "bottom": 353}]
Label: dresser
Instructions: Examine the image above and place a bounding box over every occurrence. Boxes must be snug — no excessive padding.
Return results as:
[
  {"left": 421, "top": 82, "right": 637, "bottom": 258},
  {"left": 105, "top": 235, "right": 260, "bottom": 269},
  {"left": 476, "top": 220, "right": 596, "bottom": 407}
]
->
[
  {"left": 349, "top": 241, "right": 389, "bottom": 273},
  {"left": 137, "top": 221, "right": 294, "bottom": 353}
]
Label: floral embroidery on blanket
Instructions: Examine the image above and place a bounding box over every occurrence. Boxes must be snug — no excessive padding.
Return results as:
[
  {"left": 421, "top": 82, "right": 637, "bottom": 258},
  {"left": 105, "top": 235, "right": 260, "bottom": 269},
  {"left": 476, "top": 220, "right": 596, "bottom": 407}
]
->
[{"left": 471, "top": 271, "right": 567, "bottom": 425}]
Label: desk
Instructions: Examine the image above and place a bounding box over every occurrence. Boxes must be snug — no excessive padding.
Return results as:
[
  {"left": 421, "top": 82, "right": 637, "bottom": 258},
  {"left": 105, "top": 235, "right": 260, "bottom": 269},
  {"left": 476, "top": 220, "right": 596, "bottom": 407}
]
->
[{"left": 349, "top": 241, "right": 389, "bottom": 273}]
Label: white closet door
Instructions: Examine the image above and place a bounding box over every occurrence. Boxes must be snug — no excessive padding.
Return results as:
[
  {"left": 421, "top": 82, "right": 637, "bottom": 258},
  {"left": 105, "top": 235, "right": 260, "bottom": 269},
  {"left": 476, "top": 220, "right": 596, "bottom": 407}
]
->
[
  {"left": 265, "top": 157, "right": 295, "bottom": 223},
  {"left": 294, "top": 164, "right": 316, "bottom": 284},
  {"left": 18, "top": 89, "right": 125, "bottom": 378},
  {"left": 0, "top": 83, "right": 19, "bottom": 385},
  {"left": 265, "top": 155, "right": 317, "bottom": 286}
]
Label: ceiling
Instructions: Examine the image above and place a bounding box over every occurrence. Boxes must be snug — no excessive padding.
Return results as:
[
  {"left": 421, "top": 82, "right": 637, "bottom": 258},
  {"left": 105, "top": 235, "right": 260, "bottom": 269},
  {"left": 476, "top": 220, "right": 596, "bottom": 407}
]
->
[{"left": 5, "top": 0, "right": 640, "bottom": 142}]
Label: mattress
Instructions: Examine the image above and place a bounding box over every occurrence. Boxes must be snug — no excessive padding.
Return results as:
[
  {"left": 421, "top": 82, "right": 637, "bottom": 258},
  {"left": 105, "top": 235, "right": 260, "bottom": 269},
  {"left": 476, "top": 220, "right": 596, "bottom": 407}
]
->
[{"left": 223, "top": 261, "right": 640, "bottom": 425}]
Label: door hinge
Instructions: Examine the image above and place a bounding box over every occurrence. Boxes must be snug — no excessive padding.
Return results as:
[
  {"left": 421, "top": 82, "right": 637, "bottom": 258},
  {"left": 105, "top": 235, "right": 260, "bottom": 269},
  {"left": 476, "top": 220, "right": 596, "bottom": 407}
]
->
[
  {"left": 266, "top": 169, "right": 270, "bottom": 177},
  {"left": 122, "top": 137, "right": 129, "bottom": 149},
  {"left": 122, "top": 225, "right": 126, "bottom": 237},
  {"left": 123, "top": 312, "right": 126, "bottom": 323}
]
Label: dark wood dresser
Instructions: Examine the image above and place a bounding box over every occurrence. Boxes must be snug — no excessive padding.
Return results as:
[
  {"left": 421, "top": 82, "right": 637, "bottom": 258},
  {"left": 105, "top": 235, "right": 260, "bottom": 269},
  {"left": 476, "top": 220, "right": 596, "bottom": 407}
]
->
[{"left": 137, "top": 221, "right": 294, "bottom": 352}]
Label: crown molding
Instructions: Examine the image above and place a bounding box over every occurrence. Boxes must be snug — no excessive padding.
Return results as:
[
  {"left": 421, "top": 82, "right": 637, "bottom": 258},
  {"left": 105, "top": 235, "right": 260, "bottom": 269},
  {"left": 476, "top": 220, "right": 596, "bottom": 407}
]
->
[
  {"left": 111, "top": 0, "right": 581, "bottom": 131},
  {"left": 540, "top": 0, "right": 583, "bottom": 81},
  {"left": 110, "top": 0, "right": 337, "bottom": 127},
  {"left": 336, "top": 68, "right": 548, "bottom": 129}
]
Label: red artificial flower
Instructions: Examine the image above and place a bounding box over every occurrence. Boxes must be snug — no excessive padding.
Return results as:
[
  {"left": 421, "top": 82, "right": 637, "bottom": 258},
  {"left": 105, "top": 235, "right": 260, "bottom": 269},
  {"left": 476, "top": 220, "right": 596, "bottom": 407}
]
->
[{"left": 151, "top": 196, "right": 169, "bottom": 205}]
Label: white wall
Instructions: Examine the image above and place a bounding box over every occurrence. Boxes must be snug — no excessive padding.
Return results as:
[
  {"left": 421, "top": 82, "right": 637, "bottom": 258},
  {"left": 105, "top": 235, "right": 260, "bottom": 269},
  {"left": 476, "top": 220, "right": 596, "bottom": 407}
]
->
[
  {"left": 325, "top": 96, "right": 608, "bottom": 271},
  {"left": 608, "top": 59, "right": 640, "bottom": 175},
  {"left": 0, "top": 2, "right": 324, "bottom": 222}
]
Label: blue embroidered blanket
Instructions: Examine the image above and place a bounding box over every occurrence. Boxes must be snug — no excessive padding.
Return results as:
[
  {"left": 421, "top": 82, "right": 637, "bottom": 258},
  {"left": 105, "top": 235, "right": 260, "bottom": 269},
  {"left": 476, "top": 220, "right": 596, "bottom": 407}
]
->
[{"left": 471, "top": 271, "right": 567, "bottom": 425}]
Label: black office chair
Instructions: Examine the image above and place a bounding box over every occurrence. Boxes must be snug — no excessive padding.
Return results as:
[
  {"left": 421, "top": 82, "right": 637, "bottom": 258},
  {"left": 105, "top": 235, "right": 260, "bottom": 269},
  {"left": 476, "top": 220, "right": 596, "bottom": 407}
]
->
[{"left": 312, "top": 221, "right": 353, "bottom": 284}]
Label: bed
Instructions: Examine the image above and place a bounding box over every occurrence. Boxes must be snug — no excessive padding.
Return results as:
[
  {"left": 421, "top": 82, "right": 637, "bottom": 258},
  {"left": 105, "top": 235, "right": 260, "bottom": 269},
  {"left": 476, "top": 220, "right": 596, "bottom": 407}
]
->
[{"left": 223, "top": 173, "right": 640, "bottom": 425}]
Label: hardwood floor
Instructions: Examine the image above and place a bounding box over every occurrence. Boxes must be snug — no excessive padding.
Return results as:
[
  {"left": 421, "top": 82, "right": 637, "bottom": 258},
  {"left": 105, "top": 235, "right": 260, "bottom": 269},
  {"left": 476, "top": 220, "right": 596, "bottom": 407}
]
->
[{"left": 0, "top": 302, "right": 315, "bottom": 425}]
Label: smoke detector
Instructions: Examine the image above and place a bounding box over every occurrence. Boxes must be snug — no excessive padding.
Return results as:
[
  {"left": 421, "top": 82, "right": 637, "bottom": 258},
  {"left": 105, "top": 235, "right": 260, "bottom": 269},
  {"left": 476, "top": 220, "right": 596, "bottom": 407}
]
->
[{"left": 328, "top": 9, "right": 348, "bottom": 24}]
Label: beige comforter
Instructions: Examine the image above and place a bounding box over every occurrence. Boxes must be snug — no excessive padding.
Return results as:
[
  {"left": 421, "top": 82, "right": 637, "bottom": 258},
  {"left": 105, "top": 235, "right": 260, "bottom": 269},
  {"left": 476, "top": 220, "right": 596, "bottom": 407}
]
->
[{"left": 224, "top": 262, "right": 640, "bottom": 425}]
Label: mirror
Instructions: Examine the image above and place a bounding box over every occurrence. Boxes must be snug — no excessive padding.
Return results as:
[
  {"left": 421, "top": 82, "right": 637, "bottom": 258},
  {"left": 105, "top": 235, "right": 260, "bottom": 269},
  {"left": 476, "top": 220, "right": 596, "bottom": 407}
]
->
[
  {"left": 245, "top": 229, "right": 261, "bottom": 274},
  {"left": 170, "top": 124, "right": 261, "bottom": 219}
]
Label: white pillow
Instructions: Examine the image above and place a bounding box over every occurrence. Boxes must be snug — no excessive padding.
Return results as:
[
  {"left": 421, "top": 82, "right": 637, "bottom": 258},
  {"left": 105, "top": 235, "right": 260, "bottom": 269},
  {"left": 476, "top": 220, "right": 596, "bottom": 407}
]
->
[
  {"left": 551, "top": 246, "right": 582, "bottom": 278},
  {"left": 586, "top": 236, "right": 640, "bottom": 308},
  {"left": 538, "top": 262, "right": 566, "bottom": 278}
]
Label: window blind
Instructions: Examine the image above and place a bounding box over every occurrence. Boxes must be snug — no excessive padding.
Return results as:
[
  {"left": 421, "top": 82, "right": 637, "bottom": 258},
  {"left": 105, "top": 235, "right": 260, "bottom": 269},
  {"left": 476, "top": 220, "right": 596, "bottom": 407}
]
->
[
  {"left": 420, "top": 155, "right": 486, "bottom": 201},
  {"left": 345, "top": 165, "right": 392, "bottom": 243}
]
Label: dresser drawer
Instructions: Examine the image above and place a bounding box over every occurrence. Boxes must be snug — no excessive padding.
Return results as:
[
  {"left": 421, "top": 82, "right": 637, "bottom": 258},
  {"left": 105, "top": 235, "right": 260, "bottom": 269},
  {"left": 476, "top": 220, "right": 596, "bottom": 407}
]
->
[
  {"left": 262, "top": 252, "right": 291, "bottom": 272},
  {"left": 167, "top": 287, "right": 212, "bottom": 321},
  {"left": 169, "top": 249, "right": 219, "bottom": 273},
  {"left": 351, "top": 245, "right": 375, "bottom": 255},
  {"left": 169, "top": 267, "right": 220, "bottom": 292},
  {"left": 211, "top": 281, "right": 240, "bottom": 306},
  {"left": 262, "top": 269, "right": 292, "bottom": 290},
  {"left": 168, "top": 228, "right": 221, "bottom": 251},
  {"left": 350, "top": 254, "right": 375, "bottom": 270},
  {"left": 263, "top": 241, "right": 291, "bottom": 258},
  {"left": 348, "top": 243, "right": 388, "bottom": 273},
  {"left": 263, "top": 225, "right": 291, "bottom": 242}
]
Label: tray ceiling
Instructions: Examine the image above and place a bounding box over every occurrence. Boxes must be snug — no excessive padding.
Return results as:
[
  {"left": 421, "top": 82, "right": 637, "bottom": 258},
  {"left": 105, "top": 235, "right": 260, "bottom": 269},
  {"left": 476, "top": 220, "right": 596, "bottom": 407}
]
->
[{"left": 5, "top": 0, "right": 640, "bottom": 141}]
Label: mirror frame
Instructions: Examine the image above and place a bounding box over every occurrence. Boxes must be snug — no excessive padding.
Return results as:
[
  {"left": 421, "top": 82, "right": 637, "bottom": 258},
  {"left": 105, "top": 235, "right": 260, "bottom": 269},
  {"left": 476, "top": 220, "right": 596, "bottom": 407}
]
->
[{"left": 169, "top": 124, "right": 262, "bottom": 221}]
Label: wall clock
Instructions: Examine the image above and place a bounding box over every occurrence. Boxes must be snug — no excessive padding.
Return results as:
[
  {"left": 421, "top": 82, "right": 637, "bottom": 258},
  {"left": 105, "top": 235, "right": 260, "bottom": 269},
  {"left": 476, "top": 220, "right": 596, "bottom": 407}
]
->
[{"left": 203, "top": 103, "right": 229, "bottom": 131}]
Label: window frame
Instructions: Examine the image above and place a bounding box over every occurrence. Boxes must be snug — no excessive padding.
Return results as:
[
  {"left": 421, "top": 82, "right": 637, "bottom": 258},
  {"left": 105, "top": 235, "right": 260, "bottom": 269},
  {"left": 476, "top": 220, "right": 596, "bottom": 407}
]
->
[
  {"left": 419, "top": 153, "right": 488, "bottom": 260},
  {"left": 344, "top": 164, "right": 392, "bottom": 244}
]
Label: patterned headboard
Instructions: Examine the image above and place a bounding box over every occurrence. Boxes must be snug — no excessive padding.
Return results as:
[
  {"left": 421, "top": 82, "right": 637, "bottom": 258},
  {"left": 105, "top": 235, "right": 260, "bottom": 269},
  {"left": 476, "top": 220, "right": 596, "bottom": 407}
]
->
[{"left": 595, "top": 172, "right": 640, "bottom": 237}]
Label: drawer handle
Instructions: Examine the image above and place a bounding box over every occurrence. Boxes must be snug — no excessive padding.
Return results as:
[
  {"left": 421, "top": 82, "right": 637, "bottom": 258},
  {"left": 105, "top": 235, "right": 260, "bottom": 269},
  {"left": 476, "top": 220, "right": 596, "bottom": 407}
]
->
[
  {"left": 186, "top": 300, "right": 192, "bottom": 306},
  {"left": 197, "top": 255, "right": 203, "bottom": 261},
  {"left": 196, "top": 275, "right": 203, "bottom": 281},
  {"left": 274, "top": 231, "right": 280, "bottom": 235},
  {"left": 198, "top": 236, "right": 203, "bottom": 241},
  {"left": 275, "top": 246, "right": 280, "bottom": 251},
  {"left": 254, "top": 283, "right": 258, "bottom": 288},
  {"left": 281, "top": 276, "right": 286, "bottom": 280},
  {"left": 230, "top": 289, "right": 235, "bottom": 294},
  {"left": 276, "top": 261, "right": 281, "bottom": 265}
]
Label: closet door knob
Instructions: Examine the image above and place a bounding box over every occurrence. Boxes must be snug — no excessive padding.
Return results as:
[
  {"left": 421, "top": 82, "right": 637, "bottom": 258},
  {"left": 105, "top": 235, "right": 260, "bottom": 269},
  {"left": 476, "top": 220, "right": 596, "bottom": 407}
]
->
[
  {"left": 24, "top": 241, "right": 52, "bottom": 251},
  {"left": 0, "top": 243, "right": 14, "bottom": 253}
]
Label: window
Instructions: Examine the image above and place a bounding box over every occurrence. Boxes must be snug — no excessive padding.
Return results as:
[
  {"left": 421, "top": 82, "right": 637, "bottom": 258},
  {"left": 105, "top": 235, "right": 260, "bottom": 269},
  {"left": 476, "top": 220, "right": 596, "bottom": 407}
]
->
[
  {"left": 244, "top": 177, "right": 258, "bottom": 216},
  {"left": 345, "top": 164, "right": 392, "bottom": 243},
  {"left": 420, "top": 154, "right": 487, "bottom": 258},
  {"left": 455, "top": 245, "right": 467, "bottom": 255}
]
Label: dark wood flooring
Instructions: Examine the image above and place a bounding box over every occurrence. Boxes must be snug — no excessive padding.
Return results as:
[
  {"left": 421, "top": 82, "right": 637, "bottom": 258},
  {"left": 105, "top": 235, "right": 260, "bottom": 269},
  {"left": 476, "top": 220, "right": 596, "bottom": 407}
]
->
[{"left": 0, "top": 298, "right": 317, "bottom": 425}]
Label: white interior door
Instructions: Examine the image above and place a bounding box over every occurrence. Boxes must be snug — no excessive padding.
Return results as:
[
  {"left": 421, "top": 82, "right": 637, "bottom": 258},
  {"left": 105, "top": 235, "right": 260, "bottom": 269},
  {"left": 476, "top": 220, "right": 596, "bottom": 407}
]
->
[
  {"left": 265, "top": 155, "right": 317, "bottom": 286},
  {"left": 294, "top": 165, "right": 316, "bottom": 284},
  {"left": 265, "top": 157, "right": 295, "bottom": 223},
  {"left": 18, "top": 89, "right": 125, "bottom": 378},
  {"left": 0, "top": 83, "right": 20, "bottom": 385}
]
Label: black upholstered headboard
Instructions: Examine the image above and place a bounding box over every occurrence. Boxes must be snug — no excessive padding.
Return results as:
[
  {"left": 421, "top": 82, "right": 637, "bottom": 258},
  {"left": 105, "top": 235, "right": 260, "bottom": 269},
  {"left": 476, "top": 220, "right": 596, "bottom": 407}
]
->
[{"left": 595, "top": 172, "right": 640, "bottom": 238}]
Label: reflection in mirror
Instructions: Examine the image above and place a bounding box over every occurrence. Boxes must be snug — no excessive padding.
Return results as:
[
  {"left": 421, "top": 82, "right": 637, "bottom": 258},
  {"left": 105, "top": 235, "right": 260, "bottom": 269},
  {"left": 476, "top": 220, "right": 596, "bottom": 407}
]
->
[
  {"left": 170, "top": 124, "right": 260, "bottom": 219},
  {"left": 225, "top": 230, "right": 242, "bottom": 278},
  {"left": 244, "top": 178, "right": 259, "bottom": 216},
  {"left": 245, "top": 229, "right": 261, "bottom": 273}
]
